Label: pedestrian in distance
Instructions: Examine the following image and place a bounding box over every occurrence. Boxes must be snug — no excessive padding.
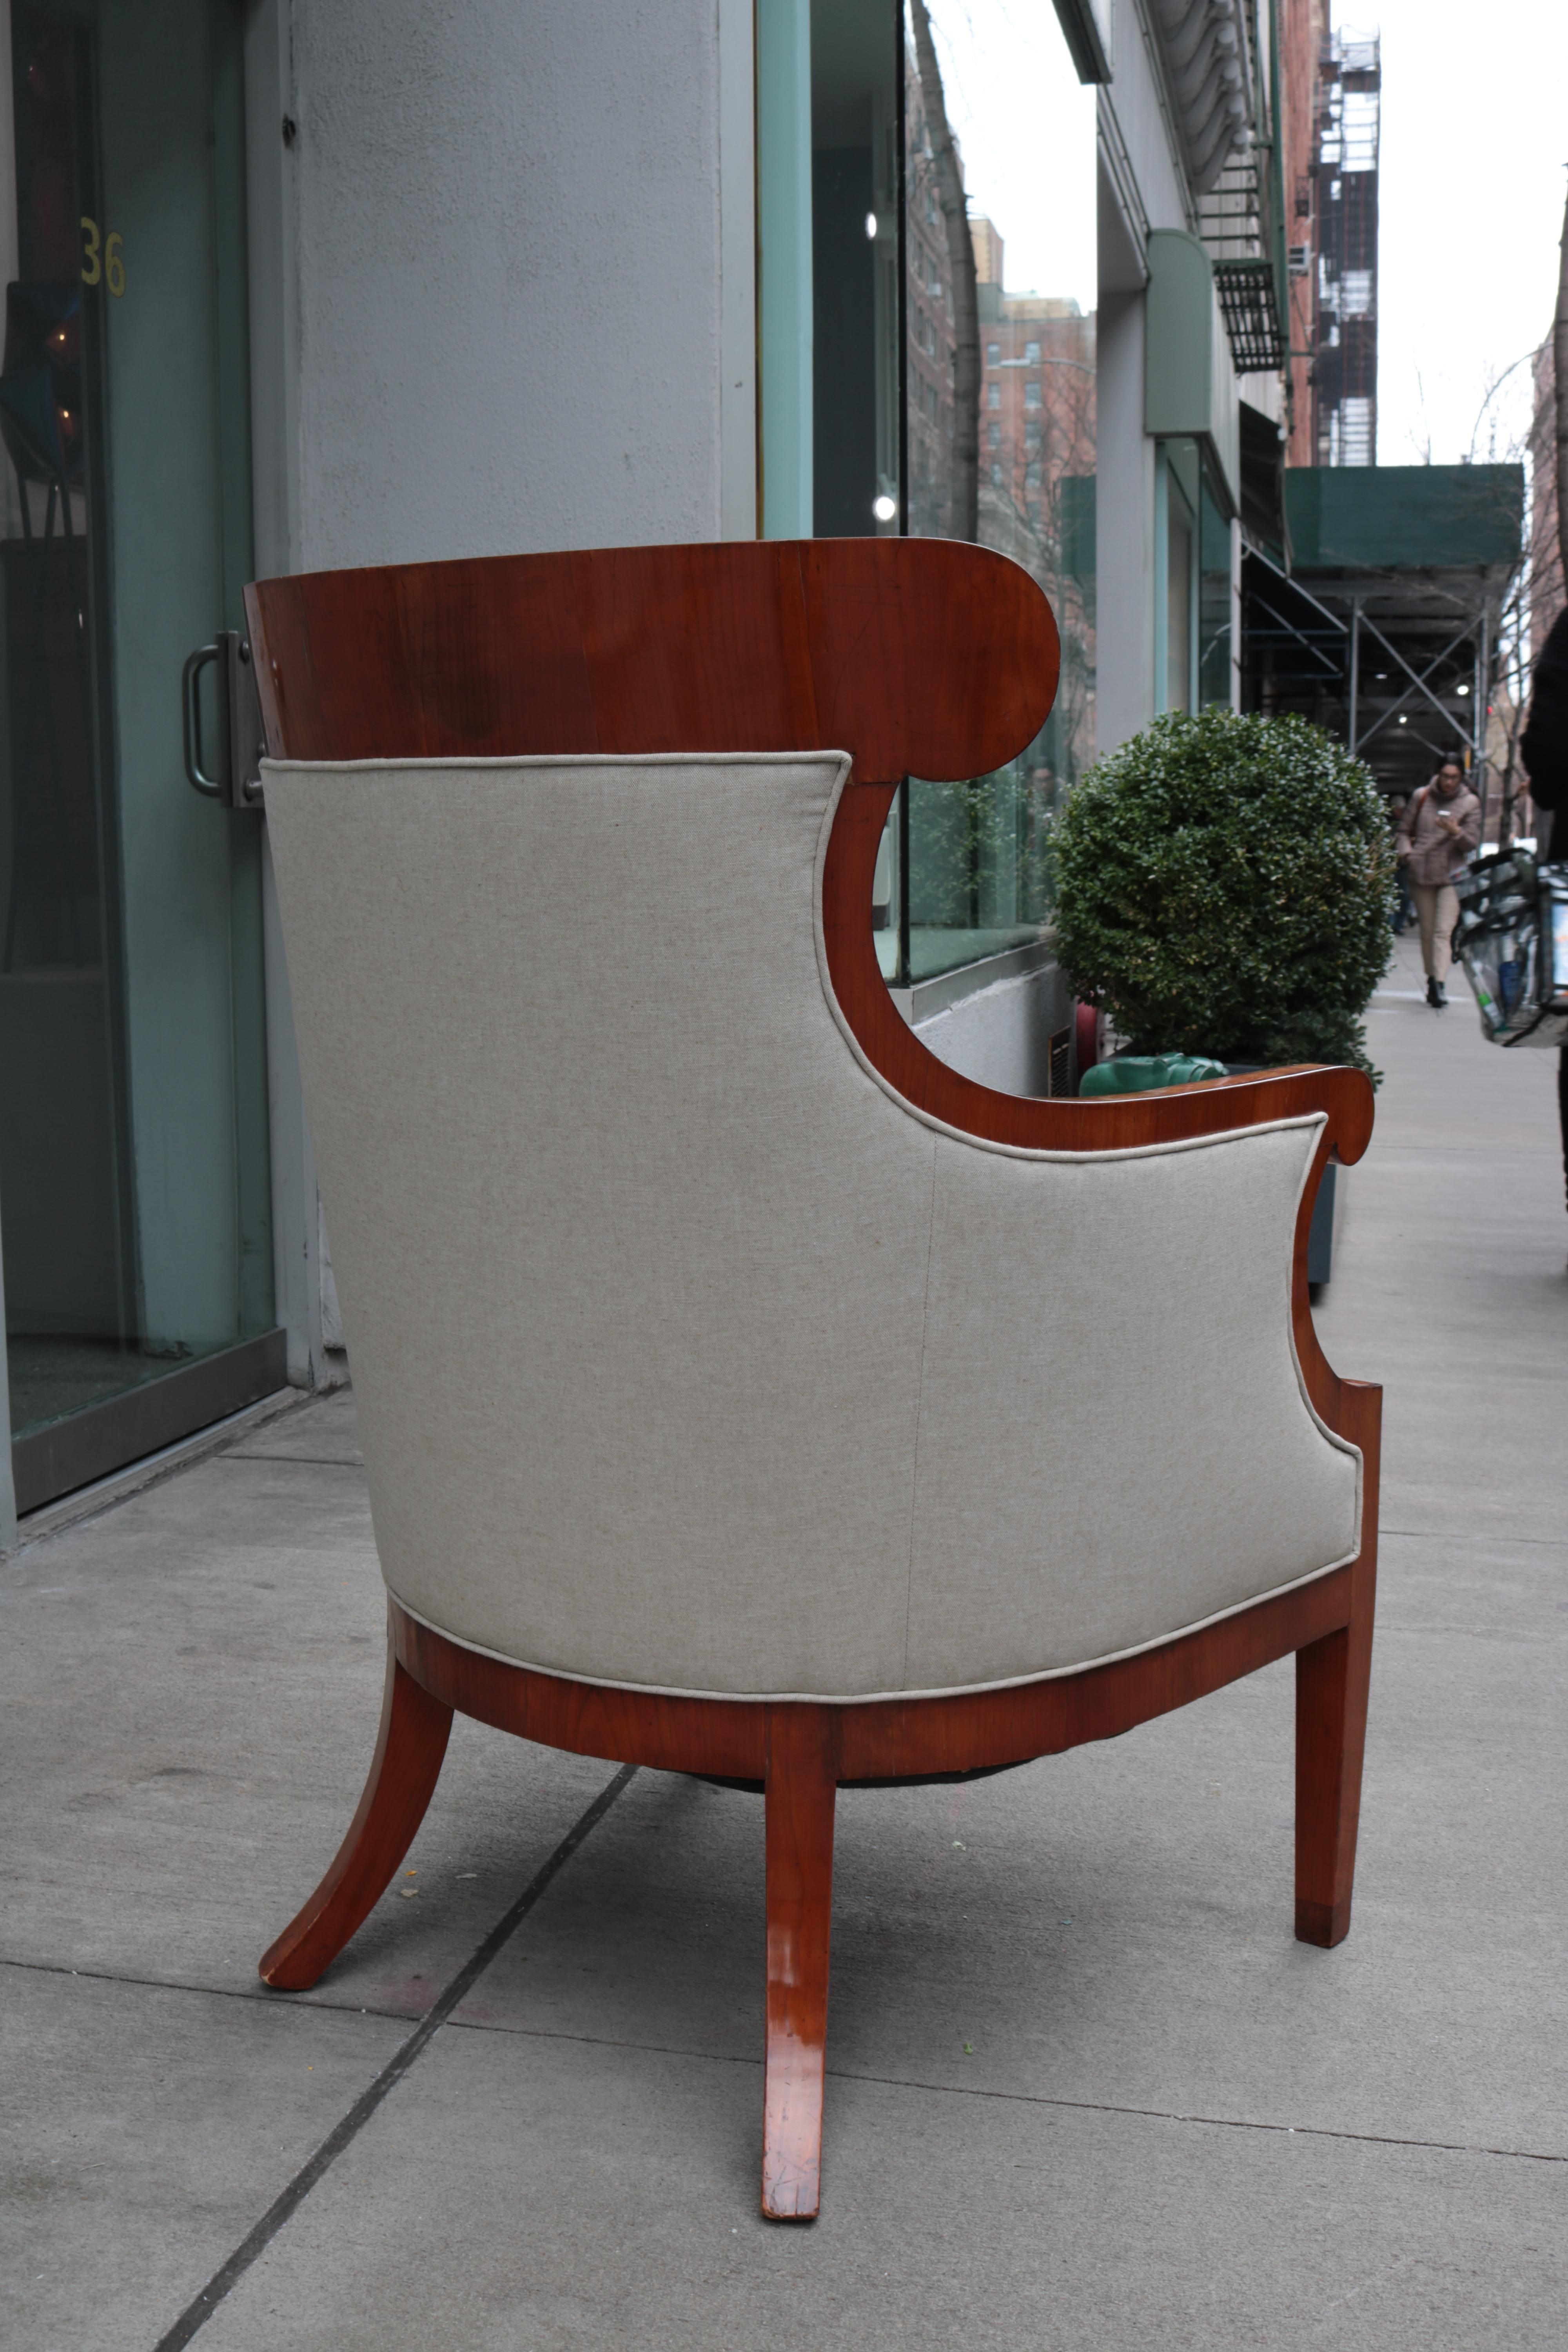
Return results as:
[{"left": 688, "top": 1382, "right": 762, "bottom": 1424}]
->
[
  {"left": 1386, "top": 793, "right": 1414, "bottom": 933},
  {"left": 1396, "top": 756, "right": 1481, "bottom": 1007},
  {"left": 1518, "top": 602, "right": 1568, "bottom": 1225}
]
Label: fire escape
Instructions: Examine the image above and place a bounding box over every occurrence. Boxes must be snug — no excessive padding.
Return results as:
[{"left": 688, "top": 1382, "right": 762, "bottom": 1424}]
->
[
  {"left": 1310, "top": 33, "right": 1380, "bottom": 465},
  {"left": 1195, "top": 3, "right": 1288, "bottom": 375}
]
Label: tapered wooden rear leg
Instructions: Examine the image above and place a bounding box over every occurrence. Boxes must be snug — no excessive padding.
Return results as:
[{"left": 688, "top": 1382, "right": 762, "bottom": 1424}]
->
[
  {"left": 761, "top": 1705, "right": 839, "bottom": 2221},
  {"left": 260, "top": 1627, "right": 454, "bottom": 1990},
  {"left": 1298, "top": 1374, "right": 1382, "bottom": 1947},
  {"left": 1296, "top": 1397, "right": 1379, "bottom": 1948}
]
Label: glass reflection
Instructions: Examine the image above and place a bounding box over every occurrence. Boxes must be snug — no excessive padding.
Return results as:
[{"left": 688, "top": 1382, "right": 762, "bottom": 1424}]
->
[{"left": 902, "top": 0, "right": 1095, "bottom": 982}]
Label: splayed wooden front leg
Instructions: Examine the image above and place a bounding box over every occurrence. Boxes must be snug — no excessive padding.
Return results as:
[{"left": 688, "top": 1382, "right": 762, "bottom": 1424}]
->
[
  {"left": 260, "top": 1624, "right": 453, "bottom": 1990},
  {"left": 761, "top": 1704, "right": 839, "bottom": 2221}
]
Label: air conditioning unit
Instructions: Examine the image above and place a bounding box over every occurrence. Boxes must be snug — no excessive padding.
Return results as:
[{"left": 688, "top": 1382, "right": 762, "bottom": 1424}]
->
[{"left": 1288, "top": 244, "right": 1312, "bottom": 276}]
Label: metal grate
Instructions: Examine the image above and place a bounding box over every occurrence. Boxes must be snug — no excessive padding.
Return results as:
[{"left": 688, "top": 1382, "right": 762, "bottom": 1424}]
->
[
  {"left": 1047, "top": 1025, "right": 1072, "bottom": 1099},
  {"left": 1213, "top": 257, "right": 1286, "bottom": 374}
]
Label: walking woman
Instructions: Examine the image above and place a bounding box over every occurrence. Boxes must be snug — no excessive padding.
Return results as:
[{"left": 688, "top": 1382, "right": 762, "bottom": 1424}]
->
[{"left": 1396, "top": 757, "right": 1482, "bottom": 1007}]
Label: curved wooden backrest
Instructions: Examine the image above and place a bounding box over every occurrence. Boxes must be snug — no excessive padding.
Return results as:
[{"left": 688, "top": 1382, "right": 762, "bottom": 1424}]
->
[{"left": 243, "top": 537, "right": 1060, "bottom": 785}]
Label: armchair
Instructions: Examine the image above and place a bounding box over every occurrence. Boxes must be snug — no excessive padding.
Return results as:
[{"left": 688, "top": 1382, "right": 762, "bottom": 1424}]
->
[{"left": 247, "top": 540, "right": 1379, "bottom": 2220}]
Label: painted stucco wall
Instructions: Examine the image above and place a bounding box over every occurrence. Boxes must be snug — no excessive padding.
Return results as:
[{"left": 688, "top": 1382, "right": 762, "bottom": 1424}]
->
[
  {"left": 261, "top": 0, "right": 726, "bottom": 572},
  {"left": 244, "top": 0, "right": 732, "bottom": 1381},
  {"left": 912, "top": 958, "right": 1078, "bottom": 1098}
]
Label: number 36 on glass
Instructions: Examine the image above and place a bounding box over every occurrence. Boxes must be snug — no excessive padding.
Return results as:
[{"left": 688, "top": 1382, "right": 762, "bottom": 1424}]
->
[{"left": 80, "top": 216, "right": 125, "bottom": 298}]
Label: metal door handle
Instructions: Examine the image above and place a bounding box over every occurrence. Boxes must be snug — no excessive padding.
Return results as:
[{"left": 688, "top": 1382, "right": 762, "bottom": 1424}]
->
[
  {"left": 183, "top": 632, "right": 265, "bottom": 806},
  {"left": 183, "top": 641, "right": 226, "bottom": 796}
]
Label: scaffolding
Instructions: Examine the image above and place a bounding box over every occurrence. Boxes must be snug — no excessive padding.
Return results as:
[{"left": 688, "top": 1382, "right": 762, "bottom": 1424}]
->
[
  {"left": 1310, "top": 31, "right": 1380, "bottom": 466},
  {"left": 1241, "top": 465, "right": 1523, "bottom": 802}
]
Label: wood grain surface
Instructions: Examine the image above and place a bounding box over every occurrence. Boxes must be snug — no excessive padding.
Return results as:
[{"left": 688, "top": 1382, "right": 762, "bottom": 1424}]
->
[
  {"left": 244, "top": 538, "right": 1059, "bottom": 786},
  {"left": 761, "top": 1706, "right": 840, "bottom": 2220},
  {"left": 260, "top": 1646, "right": 453, "bottom": 1991}
]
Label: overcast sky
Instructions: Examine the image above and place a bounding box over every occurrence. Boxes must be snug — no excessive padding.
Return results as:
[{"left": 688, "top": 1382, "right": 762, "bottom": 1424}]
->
[
  {"left": 1369, "top": 0, "right": 1568, "bottom": 468},
  {"left": 933, "top": 0, "right": 1098, "bottom": 312},
  {"left": 935, "top": 0, "right": 1568, "bottom": 471}
]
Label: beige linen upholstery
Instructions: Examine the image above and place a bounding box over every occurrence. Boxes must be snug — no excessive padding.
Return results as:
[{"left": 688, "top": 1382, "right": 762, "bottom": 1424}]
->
[{"left": 263, "top": 753, "right": 1360, "bottom": 1701}]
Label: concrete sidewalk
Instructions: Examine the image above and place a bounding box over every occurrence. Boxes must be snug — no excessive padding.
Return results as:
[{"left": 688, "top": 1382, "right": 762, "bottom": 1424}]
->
[{"left": 4, "top": 926, "right": 1564, "bottom": 2351}]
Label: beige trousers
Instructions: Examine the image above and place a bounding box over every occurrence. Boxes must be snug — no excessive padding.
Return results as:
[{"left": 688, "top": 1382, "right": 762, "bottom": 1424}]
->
[{"left": 1410, "top": 881, "right": 1459, "bottom": 982}]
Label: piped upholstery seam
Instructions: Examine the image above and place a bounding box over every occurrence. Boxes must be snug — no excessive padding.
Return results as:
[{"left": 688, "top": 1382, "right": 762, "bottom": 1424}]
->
[{"left": 902, "top": 1142, "right": 941, "bottom": 1690}]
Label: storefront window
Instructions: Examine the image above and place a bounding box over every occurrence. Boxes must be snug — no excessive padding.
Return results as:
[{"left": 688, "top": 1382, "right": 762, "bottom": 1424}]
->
[
  {"left": 1158, "top": 439, "right": 1234, "bottom": 717},
  {"left": 1156, "top": 440, "right": 1198, "bottom": 715},
  {"left": 900, "top": 0, "right": 1095, "bottom": 982},
  {"left": 797, "top": 0, "right": 1095, "bottom": 987},
  {"left": 809, "top": 0, "right": 900, "bottom": 535},
  {"left": 1199, "top": 473, "right": 1234, "bottom": 708}
]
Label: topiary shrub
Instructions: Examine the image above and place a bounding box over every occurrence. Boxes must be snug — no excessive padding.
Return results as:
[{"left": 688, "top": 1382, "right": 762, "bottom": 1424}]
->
[{"left": 1052, "top": 709, "right": 1394, "bottom": 1078}]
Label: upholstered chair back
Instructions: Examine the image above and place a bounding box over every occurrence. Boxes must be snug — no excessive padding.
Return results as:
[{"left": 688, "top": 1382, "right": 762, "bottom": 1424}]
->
[{"left": 263, "top": 750, "right": 1360, "bottom": 1702}]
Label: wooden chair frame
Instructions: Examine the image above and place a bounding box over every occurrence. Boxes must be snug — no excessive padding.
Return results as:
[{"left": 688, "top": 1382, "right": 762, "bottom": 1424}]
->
[{"left": 247, "top": 541, "right": 1379, "bottom": 2221}]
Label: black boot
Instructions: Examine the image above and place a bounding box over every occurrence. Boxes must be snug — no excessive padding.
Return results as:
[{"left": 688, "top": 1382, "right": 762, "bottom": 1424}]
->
[{"left": 1426, "top": 974, "right": 1442, "bottom": 1008}]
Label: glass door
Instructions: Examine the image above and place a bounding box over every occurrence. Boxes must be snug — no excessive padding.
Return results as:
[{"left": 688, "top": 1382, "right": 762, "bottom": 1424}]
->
[{"left": 0, "top": 0, "right": 276, "bottom": 1515}]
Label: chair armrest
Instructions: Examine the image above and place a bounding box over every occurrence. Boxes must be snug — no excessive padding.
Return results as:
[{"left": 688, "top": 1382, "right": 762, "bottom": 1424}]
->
[
  {"left": 822, "top": 782, "right": 1374, "bottom": 1440},
  {"left": 821, "top": 782, "right": 1374, "bottom": 1169}
]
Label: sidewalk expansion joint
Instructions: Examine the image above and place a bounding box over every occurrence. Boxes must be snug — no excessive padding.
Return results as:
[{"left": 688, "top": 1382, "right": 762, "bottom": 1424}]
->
[
  {"left": 438, "top": 2018, "right": 1564, "bottom": 2169},
  {"left": 820, "top": 2067, "right": 1568, "bottom": 2167},
  {"left": 219, "top": 1453, "right": 368, "bottom": 1469},
  {"left": 1380, "top": 1526, "right": 1568, "bottom": 1548},
  {"left": 150, "top": 1760, "right": 637, "bottom": 2352},
  {"left": 0, "top": 1955, "right": 421, "bottom": 2026}
]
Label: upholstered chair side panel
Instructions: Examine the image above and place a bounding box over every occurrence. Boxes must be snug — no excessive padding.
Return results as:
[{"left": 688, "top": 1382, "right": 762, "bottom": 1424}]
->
[
  {"left": 902, "top": 1122, "right": 1361, "bottom": 1689},
  {"left": 260, "top": 755, "right": 938, "bottom": 1697}
]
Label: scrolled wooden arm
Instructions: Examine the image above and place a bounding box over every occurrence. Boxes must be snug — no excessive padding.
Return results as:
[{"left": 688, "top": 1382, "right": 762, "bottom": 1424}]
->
[
  {"left": 821, "top": 779, "right": 1374, "bottom": 1432},
  {"left": 822, "top": 779, "right": 1375, "bottom": 1167}
]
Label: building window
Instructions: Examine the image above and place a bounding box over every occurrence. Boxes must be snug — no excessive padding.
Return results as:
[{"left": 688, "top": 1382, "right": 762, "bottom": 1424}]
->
[
  {"left": 887, "top": 0, "right": 1096, "bottom": 988},
  {"left": 1156, "top": 443, "right": 1199, "bottom": 716},
  {"left": 1198, "top": 472, "right": 1232, "bottom": 708}
]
